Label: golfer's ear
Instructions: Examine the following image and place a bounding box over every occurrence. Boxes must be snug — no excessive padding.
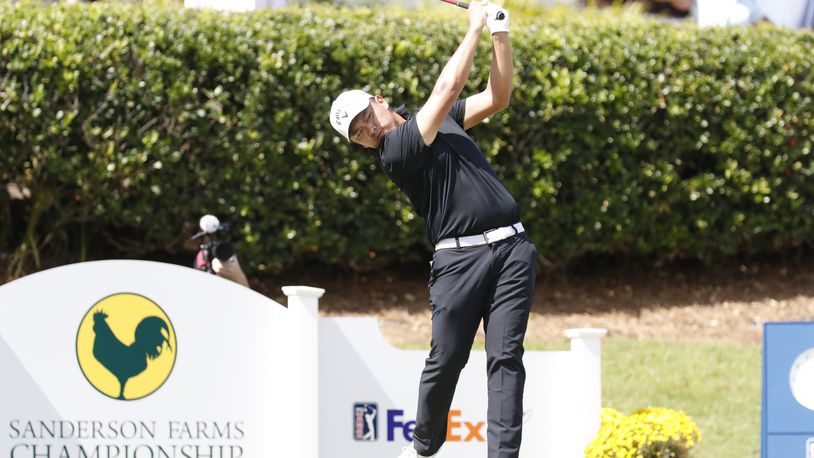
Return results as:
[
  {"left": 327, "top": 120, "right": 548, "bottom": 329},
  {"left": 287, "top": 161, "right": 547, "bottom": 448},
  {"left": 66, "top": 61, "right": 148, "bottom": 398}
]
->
[{"left": 374, "top": 95, "right": 389, "bottom": 109}]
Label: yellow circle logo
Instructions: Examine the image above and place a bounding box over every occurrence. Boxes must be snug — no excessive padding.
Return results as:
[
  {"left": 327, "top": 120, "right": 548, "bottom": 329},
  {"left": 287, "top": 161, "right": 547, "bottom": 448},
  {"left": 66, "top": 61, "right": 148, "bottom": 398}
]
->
[{"left": 76, "top": 293, "right": 176, "bottom": 401}]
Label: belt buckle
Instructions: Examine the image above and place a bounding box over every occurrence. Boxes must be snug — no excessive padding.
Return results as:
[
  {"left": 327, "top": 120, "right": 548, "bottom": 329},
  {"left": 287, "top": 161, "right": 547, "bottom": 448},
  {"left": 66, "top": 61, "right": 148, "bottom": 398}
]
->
[
  {"left": 483, "top": 224, "right": 520, "bottom": 245},
  {"left": 482, "top": 227, "right": 501, "bottom": 244}
]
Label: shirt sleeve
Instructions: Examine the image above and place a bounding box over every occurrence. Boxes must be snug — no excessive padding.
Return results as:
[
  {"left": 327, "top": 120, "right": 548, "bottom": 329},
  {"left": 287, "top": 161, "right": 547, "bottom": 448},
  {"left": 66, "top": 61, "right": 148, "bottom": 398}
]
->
[
  {"left": 379, "top": 116, "right": 429, "bottom": 178},
  {"left": 449, "top": 99, "right": 467, "bottom": 129}
]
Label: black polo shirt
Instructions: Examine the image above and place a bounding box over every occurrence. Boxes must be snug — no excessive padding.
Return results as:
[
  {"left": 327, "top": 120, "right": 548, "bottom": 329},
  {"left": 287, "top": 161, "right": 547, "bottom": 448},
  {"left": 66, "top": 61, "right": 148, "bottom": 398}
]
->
[{"left": 377, "top": 100, "right": 520, "bottom": 244}]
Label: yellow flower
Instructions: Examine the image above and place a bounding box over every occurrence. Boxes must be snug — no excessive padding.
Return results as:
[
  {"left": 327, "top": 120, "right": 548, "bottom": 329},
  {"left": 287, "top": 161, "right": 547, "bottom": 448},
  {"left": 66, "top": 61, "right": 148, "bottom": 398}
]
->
[{"left": 585, "top": 407, "right": 702, "bottom": 458}]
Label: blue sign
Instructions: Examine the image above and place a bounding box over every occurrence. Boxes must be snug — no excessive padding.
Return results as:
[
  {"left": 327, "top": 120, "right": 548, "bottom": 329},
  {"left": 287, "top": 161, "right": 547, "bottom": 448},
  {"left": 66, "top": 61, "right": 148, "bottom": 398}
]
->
[{"left": 762, "top": 322, "right": 814, "bottom": 457}]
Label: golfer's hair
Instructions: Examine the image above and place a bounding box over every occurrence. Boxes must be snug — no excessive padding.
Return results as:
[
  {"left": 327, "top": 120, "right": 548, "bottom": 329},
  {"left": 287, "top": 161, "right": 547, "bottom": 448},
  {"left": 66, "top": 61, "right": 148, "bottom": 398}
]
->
[{"left": 393, "top": 104, "right": 410, "bottom": 118}]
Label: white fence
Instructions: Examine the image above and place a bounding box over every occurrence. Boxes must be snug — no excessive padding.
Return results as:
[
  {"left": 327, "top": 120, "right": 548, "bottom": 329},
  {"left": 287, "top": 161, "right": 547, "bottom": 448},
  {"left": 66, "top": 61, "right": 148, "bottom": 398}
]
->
[{"left": 0, "top": 260, "right": 605, "bottom": 457}]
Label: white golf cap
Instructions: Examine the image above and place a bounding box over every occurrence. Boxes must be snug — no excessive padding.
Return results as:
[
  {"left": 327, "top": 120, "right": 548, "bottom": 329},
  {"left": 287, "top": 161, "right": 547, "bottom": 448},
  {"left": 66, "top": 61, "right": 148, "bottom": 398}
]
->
[{"left": 330, "top": 89, "right": 373, "bottom": 142}]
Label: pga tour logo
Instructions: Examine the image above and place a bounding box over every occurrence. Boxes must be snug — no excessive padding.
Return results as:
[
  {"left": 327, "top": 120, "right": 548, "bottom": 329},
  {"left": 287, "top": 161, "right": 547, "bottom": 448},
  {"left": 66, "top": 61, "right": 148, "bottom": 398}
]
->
[
  {"left": 354, "top": 403, "right": 378, "bottom": 441},
  {"left": 808, "top": 438, "right": 814, "bottom": 458},
  {"left": 353, "top": 403, "right": 485, "bottom": 443}
]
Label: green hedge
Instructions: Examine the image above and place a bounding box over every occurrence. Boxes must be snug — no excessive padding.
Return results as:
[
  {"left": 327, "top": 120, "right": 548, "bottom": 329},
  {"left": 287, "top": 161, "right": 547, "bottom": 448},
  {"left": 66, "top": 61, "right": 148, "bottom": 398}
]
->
[{"left": 1, "top": 3, "right": 813, "bottom": 276}]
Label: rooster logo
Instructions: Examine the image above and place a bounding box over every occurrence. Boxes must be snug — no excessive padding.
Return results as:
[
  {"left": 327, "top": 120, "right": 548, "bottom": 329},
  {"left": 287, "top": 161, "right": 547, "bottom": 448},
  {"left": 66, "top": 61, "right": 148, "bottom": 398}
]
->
[{"left": 76, "top": 293, "right": 176, "bottom": 401}]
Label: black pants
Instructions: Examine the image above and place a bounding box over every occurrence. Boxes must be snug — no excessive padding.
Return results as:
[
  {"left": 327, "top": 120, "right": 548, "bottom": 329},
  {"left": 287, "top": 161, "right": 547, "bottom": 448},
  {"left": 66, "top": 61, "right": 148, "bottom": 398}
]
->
[{"left": 412, "top": 233, "right": 537, "bottom": 458}]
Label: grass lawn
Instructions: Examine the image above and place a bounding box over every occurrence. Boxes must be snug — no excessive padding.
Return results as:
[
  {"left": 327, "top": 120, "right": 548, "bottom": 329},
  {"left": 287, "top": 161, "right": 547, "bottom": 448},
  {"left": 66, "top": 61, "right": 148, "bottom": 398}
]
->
[
  {"left": 528, "top": 338, "right": 762, "bottom": 458},
  {"left": 454, "top": 337, "right": 762, "bottom": 457}
]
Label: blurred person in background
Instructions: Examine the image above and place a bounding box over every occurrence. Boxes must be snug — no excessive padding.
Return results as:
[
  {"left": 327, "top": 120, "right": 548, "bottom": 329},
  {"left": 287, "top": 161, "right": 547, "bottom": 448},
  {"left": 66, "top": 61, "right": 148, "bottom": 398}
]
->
[
  {"left": 669, "top": 0, "right": 813, "bottom": 28},
  {"left": 190, "top": 215, "right": 250, "bottom": 288},
  {"left": 592, "top": 0, "right": 814, "bottom": 28},
  {"left": 589, "top": 0, "right": 691, "bottom": 18},
  {"left": 686, "top": 0, "right": 766, "bottom": 26}
]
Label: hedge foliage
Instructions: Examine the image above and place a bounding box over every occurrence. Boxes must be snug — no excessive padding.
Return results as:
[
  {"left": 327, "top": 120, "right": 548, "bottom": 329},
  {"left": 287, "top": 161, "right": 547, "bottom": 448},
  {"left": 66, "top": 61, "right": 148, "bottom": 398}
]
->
[{"left": 1, "top": 3, "right": 814, "bottom": 275}]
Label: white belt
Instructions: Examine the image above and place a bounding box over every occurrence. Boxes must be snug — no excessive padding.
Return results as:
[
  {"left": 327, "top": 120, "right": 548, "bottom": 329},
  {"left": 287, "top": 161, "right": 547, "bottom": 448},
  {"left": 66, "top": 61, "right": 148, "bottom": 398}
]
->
[{"left": 435, "top": 223, "right": 525, "bottom": 251}]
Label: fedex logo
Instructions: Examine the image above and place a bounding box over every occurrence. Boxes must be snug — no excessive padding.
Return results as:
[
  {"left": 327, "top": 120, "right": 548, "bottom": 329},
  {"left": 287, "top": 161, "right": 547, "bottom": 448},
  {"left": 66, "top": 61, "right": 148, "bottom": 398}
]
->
[{"left": 386, "top": 409, "right": 485, "bottom": 443}]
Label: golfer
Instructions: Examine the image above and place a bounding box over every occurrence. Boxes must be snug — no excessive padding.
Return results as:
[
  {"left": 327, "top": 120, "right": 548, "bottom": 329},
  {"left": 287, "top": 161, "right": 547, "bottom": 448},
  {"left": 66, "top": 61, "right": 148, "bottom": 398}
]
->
[{"left": 330, "top": 2, "right": 536, "bottom": 457}]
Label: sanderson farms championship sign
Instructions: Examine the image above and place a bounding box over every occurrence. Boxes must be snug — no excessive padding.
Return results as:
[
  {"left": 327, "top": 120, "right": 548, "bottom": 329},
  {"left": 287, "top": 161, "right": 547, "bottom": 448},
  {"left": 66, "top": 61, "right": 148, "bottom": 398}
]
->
[{"left": 0, "top": 261, "right": 298, "bottom": 457}]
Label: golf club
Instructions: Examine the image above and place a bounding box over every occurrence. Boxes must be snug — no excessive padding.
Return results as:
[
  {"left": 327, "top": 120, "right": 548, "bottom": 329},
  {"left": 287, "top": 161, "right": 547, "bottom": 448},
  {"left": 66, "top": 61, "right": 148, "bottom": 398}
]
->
[
  {"left": 439, "top": 0, "right": 506, "bottom": 21},
  {"left": 439, "top": 0, "right": 469, "bottom": 9}
]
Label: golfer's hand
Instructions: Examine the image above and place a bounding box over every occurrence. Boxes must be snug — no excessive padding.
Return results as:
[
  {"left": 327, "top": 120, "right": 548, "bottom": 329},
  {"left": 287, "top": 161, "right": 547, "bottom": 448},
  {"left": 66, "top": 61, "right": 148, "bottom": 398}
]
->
[
  {"left": 486, "top": 3, "right": 509, "bottom": 34},
  {"left": 468, "top": 0, "right": 487, "bottom": 32}
]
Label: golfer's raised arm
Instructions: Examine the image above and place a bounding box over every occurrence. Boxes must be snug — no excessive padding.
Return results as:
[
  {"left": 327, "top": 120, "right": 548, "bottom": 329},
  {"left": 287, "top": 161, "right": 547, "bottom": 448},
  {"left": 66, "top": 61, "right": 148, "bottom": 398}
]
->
[
  {"left": 463, "top": 30, "right": 512, "bottom": 130},
  {"left": 415, "top": 0, "right": 486, "bottom": 145}
]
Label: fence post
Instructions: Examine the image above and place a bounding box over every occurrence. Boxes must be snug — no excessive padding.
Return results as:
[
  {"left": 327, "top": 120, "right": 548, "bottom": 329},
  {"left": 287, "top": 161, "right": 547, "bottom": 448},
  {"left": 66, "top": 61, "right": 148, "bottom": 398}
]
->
[
  {"left": 564, "top": 327, "right": 608, "bottom": 451},
  {"left": 283, "top": 285, "right": 325, "bottom": 458}
]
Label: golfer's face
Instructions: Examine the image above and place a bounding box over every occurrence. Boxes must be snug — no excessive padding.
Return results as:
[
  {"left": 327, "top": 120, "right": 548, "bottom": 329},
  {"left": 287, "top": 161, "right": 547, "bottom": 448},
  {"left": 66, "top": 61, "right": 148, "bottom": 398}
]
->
[{"left": 349, "top": 99, "right": 391, "bottom": 149}]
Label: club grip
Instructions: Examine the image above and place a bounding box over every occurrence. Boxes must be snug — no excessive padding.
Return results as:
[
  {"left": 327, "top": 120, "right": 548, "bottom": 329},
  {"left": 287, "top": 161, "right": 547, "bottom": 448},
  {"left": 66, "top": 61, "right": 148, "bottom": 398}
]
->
[{"left": 440, "top": 0, "right": 469, "bottom": 9}]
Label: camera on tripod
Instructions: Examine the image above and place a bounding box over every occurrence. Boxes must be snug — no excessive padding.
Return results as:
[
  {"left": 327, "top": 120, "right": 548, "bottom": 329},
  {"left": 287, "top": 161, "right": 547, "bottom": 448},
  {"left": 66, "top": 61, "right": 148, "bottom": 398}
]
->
[{"left": 190, "top": 214, "right": 235, "bottom": 274}]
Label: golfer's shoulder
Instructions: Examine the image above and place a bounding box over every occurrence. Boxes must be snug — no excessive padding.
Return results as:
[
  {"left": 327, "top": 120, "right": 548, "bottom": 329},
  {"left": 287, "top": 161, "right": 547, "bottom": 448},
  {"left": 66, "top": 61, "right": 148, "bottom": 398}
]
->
[
  {"left": 383, "top": 117, "right": 422, "bottom": 151},
  {"left": 379, "top": 117, "right": 429, "bottom": 174}
]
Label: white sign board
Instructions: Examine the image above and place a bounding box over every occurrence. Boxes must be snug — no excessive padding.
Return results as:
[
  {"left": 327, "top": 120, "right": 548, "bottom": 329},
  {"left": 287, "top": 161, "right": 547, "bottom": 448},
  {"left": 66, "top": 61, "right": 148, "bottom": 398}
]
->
[{"left": 0, "top": 261, "right": 296, "bottom": 457}]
